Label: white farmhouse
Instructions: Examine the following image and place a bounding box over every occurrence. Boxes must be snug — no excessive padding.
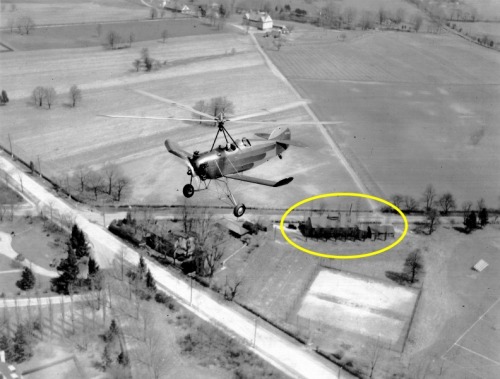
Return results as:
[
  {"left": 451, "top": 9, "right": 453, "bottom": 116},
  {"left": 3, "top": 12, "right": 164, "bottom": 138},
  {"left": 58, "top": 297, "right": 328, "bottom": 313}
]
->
[{"left": 243, "top": 12, "right": 273, "bottom": 30}]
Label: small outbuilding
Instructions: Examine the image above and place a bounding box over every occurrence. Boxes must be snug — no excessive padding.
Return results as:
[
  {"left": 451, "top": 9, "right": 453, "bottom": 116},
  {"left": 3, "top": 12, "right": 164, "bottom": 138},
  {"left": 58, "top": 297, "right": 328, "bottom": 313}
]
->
[{"left": 216, "top": 219, "right": 250, "bottom": 237}]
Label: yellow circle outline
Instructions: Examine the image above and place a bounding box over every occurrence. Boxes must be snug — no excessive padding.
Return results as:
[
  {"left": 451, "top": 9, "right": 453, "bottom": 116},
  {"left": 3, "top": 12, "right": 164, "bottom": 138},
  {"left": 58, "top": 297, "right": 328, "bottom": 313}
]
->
[{"left": 279, "top": 193, "right": 408, "bottom": 259}]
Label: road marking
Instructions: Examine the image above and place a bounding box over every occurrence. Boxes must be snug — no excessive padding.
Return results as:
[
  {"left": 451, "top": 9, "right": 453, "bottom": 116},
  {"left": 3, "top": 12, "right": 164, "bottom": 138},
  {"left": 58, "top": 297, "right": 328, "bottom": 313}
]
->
[
  {"left": 443, "top": 297, "right": 500, "bottom": 358},
  {"left": 455, "top": 344, "right": 500, "bottom": 366},
  {"left": 0, "top": 269, "right": 22, "bottom": 275}
]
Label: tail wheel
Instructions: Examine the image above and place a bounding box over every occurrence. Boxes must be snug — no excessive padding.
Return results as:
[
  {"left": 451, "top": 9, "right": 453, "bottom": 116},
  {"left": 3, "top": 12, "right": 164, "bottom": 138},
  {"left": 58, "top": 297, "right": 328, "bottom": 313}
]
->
[
  {"left": 233, "top": 203, "right": 246, "bottom": 218},
  {"left": 183, "top": 184, "right": 194, "bottom": 198}
]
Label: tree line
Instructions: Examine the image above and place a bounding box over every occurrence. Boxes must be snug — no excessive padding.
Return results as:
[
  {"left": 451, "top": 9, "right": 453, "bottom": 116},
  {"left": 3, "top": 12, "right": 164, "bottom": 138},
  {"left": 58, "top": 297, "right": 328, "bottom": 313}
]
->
[
  {"left": 31, "top": 84, "right": 82, "bottom": 109},
  {"left": 389, "top": 184, "right": 490, "bottom": 235},
  {"left": 54, "top": 163, "right": 130, "bottom": 203}
]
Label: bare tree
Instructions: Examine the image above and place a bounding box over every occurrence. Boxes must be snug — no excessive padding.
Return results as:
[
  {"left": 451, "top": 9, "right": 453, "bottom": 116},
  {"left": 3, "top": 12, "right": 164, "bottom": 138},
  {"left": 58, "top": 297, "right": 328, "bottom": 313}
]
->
[
  {"left": 133, "top": 59, "right": 141, "bottom": 72},
  {"left": 150, "top": 7, "right": 158, "bottom": 19},
  {"left": 343, "top": 7, "right": 357, "bottom": 27},
  {"left": 421, "top": 184, "right": 436, "bottom": 212},
  {"left": 74, "top": 165, "right": 90, "bottom": 192},
  {"left": 43, "top": 87, "right": 56, "bottom": 109},
  {"left": 102, "top": 163, "right": 118, "bottom": 195},
  {"left": 128, "top": 32, "right": 135, "bottom": 47},
  {"left": 69, "top": 85, "right": 82, "bottom": 107},
  {"left": 106, "top": 30, "right": 121, "bottom": 50},
  {"left": 360, "top": 11, "right": 375, "bottom": 30},
  {"left": 17, "top": 16, "right": 35, "bottom": 35},
  {"left": 135, "top": 325, "right": 169, "bottom": 379},
  {"left": 32, "top": 86, "right": 44, "bottom": 107},
  {"left": 8, "top": 18, "right": 15, "bottom": 33},
  {"left": 192, "top": 100, "right": 208, "bottom": 123},
  {"left": 403, "top": 196, "right": 419, "bottom": 212},
  {"left": 394, "top": 8, "right": 406, "bottom": 24},
  {"left": 208, "top": 96, "right": 234, "bottom": 118},
  {"left": 224, "top": 276, "right": 243, "bottom": 301},
  {"left": 412, "top": 13, "right": 423, "bottom": 31},
  {"left": 425, "top": 208, "right": 439, "bottom": 235},
  {"left": 461, "top": 201, "right": 473, "bottom": 224},
  {"left": 404, "top": 249, "right": 423, "bottom": 284},
  {"left": 161, "top": 29, "right": 168, "bottom": 43},
  {"left": 476, "top": 198, "right": 486, "bottom": 212},
  {"left": 437, "top": 193, "right": 456, "bottom": 215},
  {"left": 378, "top": 7, "right": 387, "bottom": 24},
  {"left": 113, "top": 177, "right": 129, "bottom": 201},
  {"left": 86, "top": 170, "right": 104, "bottom": 200},
  {"left": 390, "top": 194, "right": 404, "bottom": 209},
  {"left": 193, "top": 213, "right": 226, "bottom": 277}
]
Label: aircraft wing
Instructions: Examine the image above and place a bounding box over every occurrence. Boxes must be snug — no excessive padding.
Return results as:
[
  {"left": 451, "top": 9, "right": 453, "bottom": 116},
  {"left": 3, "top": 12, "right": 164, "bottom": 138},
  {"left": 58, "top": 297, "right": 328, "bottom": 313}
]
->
[
  {"left": 225, "top": 174, "right": 293, "bottom": 187},
  {"left": 164, "top": 140, "right": 192, "bottom": 160}
]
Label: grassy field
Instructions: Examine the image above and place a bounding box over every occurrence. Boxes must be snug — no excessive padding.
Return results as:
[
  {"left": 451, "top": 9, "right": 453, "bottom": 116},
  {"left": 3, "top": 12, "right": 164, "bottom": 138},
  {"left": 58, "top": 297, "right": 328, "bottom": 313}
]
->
[
  {"left": 0, "top": 17, "right": 221, "bottom": 51},
  {"left": 0, "top": 181, "right": 24, "bottom": 204},
  {"left": 0, "top": 31, "right": 361, "bottom": 211},
  {"left": 263, "top": 30, "right": 500, "bottom": 206},
  {"left": 0, "top": 0, "right": 151, "bottom": 28},
  {"left": 0, "top": 216, "right": 65, "bottom": 296}
]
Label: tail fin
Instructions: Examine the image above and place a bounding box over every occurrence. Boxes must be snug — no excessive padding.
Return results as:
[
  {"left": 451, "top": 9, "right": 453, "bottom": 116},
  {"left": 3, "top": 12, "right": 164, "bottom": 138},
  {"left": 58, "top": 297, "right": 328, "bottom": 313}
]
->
[
  {"left": 254, "top": 127, "right": 307, "bottom": 147},
  {"left": 268, "top": 126, "right": 291, "bottom": 141}
]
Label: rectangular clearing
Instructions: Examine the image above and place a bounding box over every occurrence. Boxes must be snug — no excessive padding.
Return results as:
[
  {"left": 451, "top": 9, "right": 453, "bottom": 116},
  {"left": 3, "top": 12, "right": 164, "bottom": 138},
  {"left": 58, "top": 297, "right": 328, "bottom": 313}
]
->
[{"left": 297, "top": 269, "right": 419, "bottom": 350}]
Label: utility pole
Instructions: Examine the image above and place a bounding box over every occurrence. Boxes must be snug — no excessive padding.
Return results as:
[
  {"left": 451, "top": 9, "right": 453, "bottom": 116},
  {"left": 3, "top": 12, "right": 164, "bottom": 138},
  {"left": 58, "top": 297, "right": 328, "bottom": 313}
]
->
[
  {"left": 37, "top": 155, "right": 42, "bottom": 177},
  {"left": 253, "top": 318, "right": 257, "bottom": 347},
  {"left": 8, "top": 134, "right": 13, "bottom": 158}
]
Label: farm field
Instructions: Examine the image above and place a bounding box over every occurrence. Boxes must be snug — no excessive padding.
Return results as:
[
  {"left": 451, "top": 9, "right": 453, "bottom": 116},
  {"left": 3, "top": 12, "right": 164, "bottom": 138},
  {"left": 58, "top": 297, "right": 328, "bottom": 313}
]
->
[
  {"left": 0, "top": 31, "right": 362, "bottom": 211},
  {"left": 0, "top": 17, "right": 221, "bottom": 51},
  {"left": 296, "top": 269, "right": 419, "bottom": 350},
  {"left": 0, "top": 0, "right": 150, "bottom": 28},
  {"left": 264, "top": 30, "right": 500, "bottom": 206}
]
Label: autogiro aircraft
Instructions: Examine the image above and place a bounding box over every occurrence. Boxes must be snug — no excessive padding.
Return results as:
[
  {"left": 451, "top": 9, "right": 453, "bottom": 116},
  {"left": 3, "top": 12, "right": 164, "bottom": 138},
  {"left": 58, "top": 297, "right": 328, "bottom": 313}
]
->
[{"left": 103, "top": 90, "right": 340, "bottom": 217}]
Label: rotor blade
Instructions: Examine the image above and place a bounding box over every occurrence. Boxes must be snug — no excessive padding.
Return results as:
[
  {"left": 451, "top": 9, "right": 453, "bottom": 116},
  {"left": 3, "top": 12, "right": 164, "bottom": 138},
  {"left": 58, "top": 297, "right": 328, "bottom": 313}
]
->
[
  {"left": 99, "top": 115, "right": 215, "bottom": 123},
  {"left": 229, "top": 100, "right": 310, "bottom": 122},
  {"left": 225, "top": 174, "right": 293, "bottom": 187},
  {"left": 134, "top": 89, "right": 215, "bottom": 120},
  {"left": 227, "top": 120, "right": 343, "bottom": 125}
]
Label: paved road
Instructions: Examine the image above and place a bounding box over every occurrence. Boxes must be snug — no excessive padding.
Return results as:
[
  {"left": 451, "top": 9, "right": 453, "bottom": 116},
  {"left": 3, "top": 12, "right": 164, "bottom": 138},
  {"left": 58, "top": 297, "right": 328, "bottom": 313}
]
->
[{"left": 0, "top": 153, "right": 354, "bottom": 378}]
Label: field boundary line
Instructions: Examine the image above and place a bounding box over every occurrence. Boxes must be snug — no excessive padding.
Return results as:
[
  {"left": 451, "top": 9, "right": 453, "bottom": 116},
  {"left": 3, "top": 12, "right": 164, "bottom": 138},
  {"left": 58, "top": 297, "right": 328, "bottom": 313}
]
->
[
  {"left": 442, "top": 297, "right": 500, "bottom": 358},
  {"left": 455, "top": 344, "right": 500, "bottom": 366},
  {"left": 248, "top": 33, "right": 376, "bottom": 209}
]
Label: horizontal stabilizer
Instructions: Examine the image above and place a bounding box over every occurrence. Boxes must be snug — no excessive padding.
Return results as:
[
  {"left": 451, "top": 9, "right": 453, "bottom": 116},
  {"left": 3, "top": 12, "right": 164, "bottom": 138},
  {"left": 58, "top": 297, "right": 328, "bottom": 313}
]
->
[
  {"left": 165, "top": 140, "right": 192, "bottom": 160},
  {"left": 275, "top": 139, "right": 308, "bottom": 148},
  {"left": 226, "top": 174, "right": 293, "bottom": 187},
  {"left": 255, "top": 133, "right": 271, "bottom": 140}
]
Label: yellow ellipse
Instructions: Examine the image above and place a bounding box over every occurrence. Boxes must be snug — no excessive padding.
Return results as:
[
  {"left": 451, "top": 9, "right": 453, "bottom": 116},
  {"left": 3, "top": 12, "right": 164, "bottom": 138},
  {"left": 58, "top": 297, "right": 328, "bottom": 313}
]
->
[{"left": 279, "top": 193, "right": 408, "bottom": 259}]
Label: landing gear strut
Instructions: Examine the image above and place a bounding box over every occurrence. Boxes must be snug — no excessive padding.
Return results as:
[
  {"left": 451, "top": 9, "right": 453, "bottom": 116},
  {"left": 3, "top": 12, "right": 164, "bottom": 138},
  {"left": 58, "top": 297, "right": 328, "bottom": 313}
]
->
[
  {"left": 233, "top": 203, "right": 246, "bottom": 218},
  {"left": 183, "top": 184, "right": 194, "bottom": 198}
]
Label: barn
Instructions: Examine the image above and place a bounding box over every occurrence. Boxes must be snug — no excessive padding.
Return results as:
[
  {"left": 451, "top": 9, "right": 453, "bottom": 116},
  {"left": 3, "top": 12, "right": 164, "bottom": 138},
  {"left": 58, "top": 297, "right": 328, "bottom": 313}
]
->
[
  {"left": 216, "top": 218, "right": 250, "bottom": 237},
  {"left": 243, "top": 12, "right": 273, "bottom": 30}
]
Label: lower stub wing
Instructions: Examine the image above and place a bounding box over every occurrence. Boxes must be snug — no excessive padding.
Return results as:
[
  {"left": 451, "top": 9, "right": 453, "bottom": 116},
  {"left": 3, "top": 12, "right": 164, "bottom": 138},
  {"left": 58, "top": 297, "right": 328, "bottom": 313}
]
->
[{"left": 225, "top": 174, "right": 293, "bottom": 187}]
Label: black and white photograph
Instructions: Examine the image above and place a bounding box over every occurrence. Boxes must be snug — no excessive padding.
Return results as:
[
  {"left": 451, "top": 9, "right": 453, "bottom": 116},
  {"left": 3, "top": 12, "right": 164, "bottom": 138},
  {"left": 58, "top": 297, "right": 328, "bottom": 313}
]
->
[{"left": 0, "top": 1, "right": 499, "bottom": 378}]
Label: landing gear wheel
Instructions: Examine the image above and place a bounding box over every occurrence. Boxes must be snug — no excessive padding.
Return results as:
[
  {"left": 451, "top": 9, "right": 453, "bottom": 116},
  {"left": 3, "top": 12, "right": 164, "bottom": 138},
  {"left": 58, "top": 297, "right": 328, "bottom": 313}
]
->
[
  {"left": 183, "top": 184, "right": 194, "bottom": 198},
  {"left": 233, "top": 204, "right": 246, "bottom": 218}
]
